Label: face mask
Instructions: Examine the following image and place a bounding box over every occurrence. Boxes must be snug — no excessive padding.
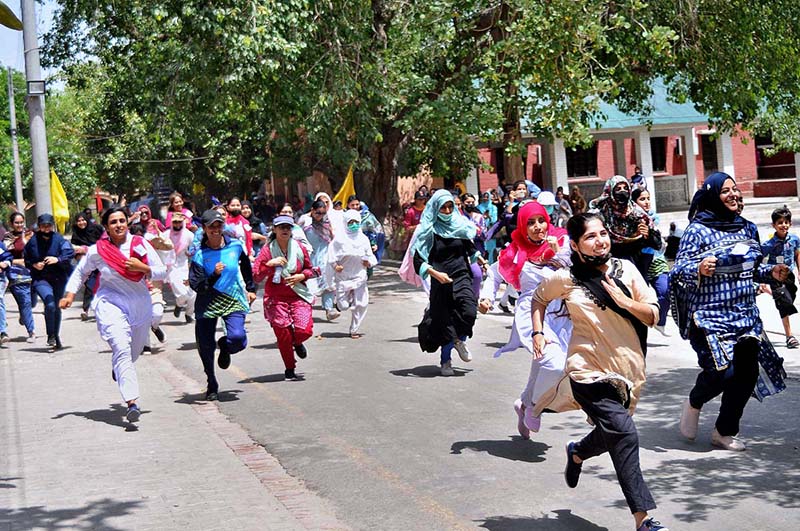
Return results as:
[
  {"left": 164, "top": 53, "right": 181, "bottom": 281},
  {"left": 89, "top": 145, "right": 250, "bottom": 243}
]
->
[
  {"left": 228, "top": 209, "right": 241, "bottom": 217},
  {"left": 346, "top": 223, "right": 360, "bottom": 233},
  {"left": 544, "top": 205, "right": 555, "bottom": 215},
  {"left": 437, "top": 212, "right": 453, "bottom": 222},
  {"left": 612, "top": 190, "right": 630, "bottom": 203},
  {"left": 580, "top": 251, "right": 611, "bottom": 266},
  {"left": 39, "top": 231, "right": 53, "bottom": 239}
]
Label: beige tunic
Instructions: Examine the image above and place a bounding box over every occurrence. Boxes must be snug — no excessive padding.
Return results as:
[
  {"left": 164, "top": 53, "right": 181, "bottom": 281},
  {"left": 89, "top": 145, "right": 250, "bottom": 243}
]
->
[{"left": 531, "top": 258, "right": 658, "bottom": 416}]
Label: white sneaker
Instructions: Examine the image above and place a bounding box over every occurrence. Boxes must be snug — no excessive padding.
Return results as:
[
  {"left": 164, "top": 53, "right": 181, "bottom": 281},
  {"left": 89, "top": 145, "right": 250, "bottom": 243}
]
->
[
  {"left": 654, "top": 324, "right": 671, "bottom": 337},
  {"left": 711, "top": 428, "right": 746, "bottom": 451},
  {"left": 26, "top": 333, "right": 35, "bottom": 344},
  {"left": 440, "top": 361, "right": 455, "bottom": 376},
  {"left": 454, "top": 339, "right": 472, "bottom": 362},
  {"left": 326, "top": 309, "right": 341, "bottom": 321},
  {"left": 679, "top": 399, "right": 700, "bottom": 441}
]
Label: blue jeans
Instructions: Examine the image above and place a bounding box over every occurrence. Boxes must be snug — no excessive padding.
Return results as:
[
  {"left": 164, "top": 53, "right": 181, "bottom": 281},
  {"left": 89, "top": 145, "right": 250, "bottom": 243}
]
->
[
  {"left": 440, "top": 335, "right": 467, "bottom": 365},
  {"left": 653, "top": 273, "right": 669, "bottom": 327},
  {"left": 32, "top": 279, "right": 66, "bottom": 339},
  {"left": 195, "top": 311, "right": 248, "bottom": 393},
  {"left": 9, "top": 282, "right": 35, "bottom": 334}
]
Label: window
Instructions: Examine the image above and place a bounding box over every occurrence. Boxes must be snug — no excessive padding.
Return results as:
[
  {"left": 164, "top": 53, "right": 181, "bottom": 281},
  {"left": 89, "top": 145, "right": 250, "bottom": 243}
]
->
[
  {"left": 700, "top": 135, "right": 717, "bottom": 171},
  {"left": 566, "top": 142, "right": 598, "bottom": 177},
  {"left": 650, "top": 137, "right": 667, "bottom": 172}
]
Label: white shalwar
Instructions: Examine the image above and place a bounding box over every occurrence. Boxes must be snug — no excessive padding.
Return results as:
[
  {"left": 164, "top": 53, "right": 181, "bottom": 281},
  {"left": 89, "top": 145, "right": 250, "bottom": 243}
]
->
[
  {"left": 165, "top": 228, "right": 197, "bottom": 317},
  {"left": 144, "top": 232, "right": 174, "bottom": 329},
  {"left": 325, "top": 223, "right": 378, "bottom": 334},
  {"left": 65, "top": 234, "right": 166, "bottom": 402},
  {"left": 480, "top": 257, "right": 572, "bottom": 408}
]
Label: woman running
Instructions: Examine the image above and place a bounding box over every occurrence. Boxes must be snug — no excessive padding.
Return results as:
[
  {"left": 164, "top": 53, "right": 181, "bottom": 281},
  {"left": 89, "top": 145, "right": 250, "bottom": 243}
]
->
[
  {"left": 60, "top": 206, "right": 166, "bottom": 422},
  {"left": 413, "top": 190, "right": 486, "bottom": 376},
  {"left": 478, "top": 201, "right": 571, "bottom": 437}
]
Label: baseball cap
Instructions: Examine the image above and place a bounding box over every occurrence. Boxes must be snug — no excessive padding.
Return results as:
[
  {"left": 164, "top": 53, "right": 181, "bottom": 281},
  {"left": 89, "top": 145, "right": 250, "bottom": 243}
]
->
[
  {"left": 37, "top": 213, "right": 55, "bottom": 225},
  {"left": 272, "top": 215, "right": 294, "bottom": 227},
  {"left": 536, "top": 191, "right": 558, "bottom": 206},
  {"left": 201, "top": 209, "right": 225, "bottom": 226}
]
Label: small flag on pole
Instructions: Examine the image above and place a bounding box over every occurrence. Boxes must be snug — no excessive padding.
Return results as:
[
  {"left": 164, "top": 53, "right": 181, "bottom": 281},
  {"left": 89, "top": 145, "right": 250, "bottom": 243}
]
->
[
  {"left": 332, "top": 164, "right": 356, "bottom": 205},
  {"left": 50, "top": 169, "right": 70, "bottom": 233}
]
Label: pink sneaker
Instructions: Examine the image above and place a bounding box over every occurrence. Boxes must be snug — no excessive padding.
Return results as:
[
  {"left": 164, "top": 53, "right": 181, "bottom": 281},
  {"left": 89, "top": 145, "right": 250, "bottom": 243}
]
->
[
  {"left": 524, "top": 406, "right": 541, "bottom": 433},
  {"left": 513, "top": 399, "right": 530, "bottom": 439}
]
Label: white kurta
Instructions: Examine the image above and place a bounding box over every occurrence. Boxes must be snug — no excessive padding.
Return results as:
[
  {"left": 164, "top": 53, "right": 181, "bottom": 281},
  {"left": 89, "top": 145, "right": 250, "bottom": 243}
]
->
[
  {"left": 481, "top": 253, "right": 572, "bottom": 408},
  {"left": 66, "top": 234, "right": 166, "bottom": 402},
  {"left": 324, "top": 229, "right": 378, "bottom": 334},
  {"left": 165, "top": 229, "right": 197, "bottom": 316}
]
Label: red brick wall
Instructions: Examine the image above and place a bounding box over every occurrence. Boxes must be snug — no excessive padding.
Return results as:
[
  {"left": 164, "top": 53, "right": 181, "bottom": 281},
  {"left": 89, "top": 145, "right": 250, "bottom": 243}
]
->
[
  {"left": 596, "top": 140, "right": 615, "bottom": 179},
  {"left": 478, "top": 148, "right": 499, "bottom": 192},
  {"left": 732, "top": 129, "right": 757, "bottom": 194}
]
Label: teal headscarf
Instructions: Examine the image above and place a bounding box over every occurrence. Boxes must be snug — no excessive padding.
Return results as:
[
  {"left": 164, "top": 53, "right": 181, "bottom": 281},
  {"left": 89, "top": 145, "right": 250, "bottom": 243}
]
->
[{"left": 412, "top": 189, "right": 477, "bottom": 265}]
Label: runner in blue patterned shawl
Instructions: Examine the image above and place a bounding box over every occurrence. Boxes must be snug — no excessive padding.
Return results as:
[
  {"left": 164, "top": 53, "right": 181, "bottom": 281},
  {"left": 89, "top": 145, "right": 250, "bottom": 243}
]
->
[{"left": 670, "top": 172, "right": 788, "bottom": 451}]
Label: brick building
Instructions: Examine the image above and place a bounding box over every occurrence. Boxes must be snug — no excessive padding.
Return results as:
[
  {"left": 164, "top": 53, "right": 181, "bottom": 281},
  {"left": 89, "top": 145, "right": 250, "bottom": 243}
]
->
[{"left": 469, "top": 82, "right": 800, "bottom": 211}]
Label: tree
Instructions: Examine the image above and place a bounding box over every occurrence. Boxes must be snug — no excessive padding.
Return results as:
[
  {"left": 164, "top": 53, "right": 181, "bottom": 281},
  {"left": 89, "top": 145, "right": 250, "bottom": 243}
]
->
[{"left": 42, "top": 1, "right": 800, "bottom": 219}]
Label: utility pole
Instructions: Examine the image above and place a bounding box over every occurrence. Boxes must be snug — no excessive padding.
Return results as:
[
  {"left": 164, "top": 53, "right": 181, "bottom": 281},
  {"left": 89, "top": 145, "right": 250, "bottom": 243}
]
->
[
  {"left": 7, "top": 67, "right": 24, "bottom": 212},
  {"left": 20, "top": 0, "right": 51, "bottom": 215}
]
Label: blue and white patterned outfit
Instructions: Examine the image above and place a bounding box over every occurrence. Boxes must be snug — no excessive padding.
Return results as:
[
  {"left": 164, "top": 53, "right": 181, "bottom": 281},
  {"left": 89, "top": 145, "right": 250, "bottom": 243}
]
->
[{"left": 670, "top": 220, "right": 786, "bottom": 401}]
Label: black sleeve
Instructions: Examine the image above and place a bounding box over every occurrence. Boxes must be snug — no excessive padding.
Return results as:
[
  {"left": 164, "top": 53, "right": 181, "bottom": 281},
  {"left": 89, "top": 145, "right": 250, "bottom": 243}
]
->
[
  {"left": 239, "top": 250, "right": 256, "bottom": 293},
  {"left": 644, "top": 227, "right": 662, "bottom": 250},
  {"left": 188, "top": 260, "right": 219, "bottom": 294}
]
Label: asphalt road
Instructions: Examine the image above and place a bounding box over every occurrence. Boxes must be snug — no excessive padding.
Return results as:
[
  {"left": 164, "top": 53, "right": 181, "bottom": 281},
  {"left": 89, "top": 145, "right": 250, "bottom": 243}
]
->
[{"left": 164, "top": 267, "right": 800, "bottom": 531}]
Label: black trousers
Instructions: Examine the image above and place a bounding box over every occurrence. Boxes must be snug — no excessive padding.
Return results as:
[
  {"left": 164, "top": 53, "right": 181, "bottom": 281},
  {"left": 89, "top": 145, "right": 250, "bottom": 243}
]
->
[
  {"left": 689, "top": 337, "right": 759, "bottom": 436},
  {"left": 571, "top": 380, "right": 656, "bottom": 515}
]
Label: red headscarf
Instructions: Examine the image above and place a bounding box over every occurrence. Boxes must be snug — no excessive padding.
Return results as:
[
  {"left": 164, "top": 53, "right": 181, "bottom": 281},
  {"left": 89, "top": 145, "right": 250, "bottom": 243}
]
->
[{"left": 498, "top": 201, "right": 568, "bottom": 289}]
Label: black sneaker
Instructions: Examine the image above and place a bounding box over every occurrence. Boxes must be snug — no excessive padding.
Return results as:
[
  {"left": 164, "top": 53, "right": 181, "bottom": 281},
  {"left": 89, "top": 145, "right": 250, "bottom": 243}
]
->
[
  {"left": 152, "top": 327, "right": 165, "bottom": 343},
  {"left": 47, "top": 335, "right": 56, "bottom": 346},
  {"left": 173, "top": 306, "right": 182, "bottom": 318},
  {"left": 284, "top": 368, "right": 297, "bottom": 380},
  {"left": 498, "top": 303, "right": 511, "bottom": 314},
  {"left": 205, "top": 390, "right": 219, "bottom": 401},
  {"left": 126, "top": 403, "right": 141, "bottom": 423},
  {"left": 185, "top": 314, "right": 194, "bottom": 323},
  {"left": 142, "top": 345, "right": 152, "bottom": 353},
  {"left": 80, "top": 311, "right": 89, "bottom": 321},
  {"left": 294, "top": 343, "right": 307, "bottom": 359},
  {"left": 217, "top": 336, "right": 231, "bottom": 369},
  {"left": 564, "top": 441, "right": 582, "bottom": 488},
  {"left": 0, "top": 332, "right": 9, "bottom": 345}
]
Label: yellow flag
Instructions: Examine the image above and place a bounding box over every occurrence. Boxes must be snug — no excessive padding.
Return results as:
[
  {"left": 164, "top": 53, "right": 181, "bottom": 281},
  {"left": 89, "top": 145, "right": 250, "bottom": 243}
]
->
[
  {"left": 331, "top": 164, "right": 356, "bottom": 205},
  {"left": 50, "top": 169, "right": 70, "bottom": 233}
]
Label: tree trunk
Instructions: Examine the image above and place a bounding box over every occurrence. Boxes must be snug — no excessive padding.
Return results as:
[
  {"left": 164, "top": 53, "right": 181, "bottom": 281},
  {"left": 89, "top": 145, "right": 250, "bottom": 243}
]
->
[
  {"left": 502, "top": 82, "right": 525, "bottom": 183},
  {"left": 360, "top": 124, "right": 408, "bottom": 221}
]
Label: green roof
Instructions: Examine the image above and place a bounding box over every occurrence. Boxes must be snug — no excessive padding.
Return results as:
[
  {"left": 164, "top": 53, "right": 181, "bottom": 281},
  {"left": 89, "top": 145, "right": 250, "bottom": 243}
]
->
[{"left": 593, "top": 81, "right": 708, "bottom": 130}]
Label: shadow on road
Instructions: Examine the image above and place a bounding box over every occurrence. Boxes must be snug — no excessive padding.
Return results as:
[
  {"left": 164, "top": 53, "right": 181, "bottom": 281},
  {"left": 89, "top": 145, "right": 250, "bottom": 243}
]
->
[
  {"left": 0, "top": 477, "right": 21, "bottom": 489},
  {"left": 389, "top": 365, "right": 473, "bottom": 378},
  {"left": 0, "top": 497, "right": 143, "bottom": 530},
  {"left": 451, "top": 437, "right": 550, "bottom": 463},
  {"left": 52, "top": 403, "right": 140, "bottom": 431},
  {"left": 174, "top": 390, "right": 243, "bottom": 404},
  {"left": 238, "top": 373, "right": 288, "bottom": 384},
  {"left": 388, "top": 336, "right": 418, "bottom": 344},
  {"left": 478, "top": 509, "right": 610, "bottom": 530}
]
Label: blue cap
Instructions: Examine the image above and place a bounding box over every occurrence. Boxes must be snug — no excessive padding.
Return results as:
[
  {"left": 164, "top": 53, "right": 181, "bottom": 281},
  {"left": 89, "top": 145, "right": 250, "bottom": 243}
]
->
[{"left": 272, "top": 215, "right": 294, "bottom": 227}]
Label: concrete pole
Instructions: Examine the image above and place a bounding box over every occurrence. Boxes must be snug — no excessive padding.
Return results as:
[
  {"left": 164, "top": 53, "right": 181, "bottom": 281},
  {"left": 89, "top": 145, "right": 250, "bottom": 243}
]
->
[
  {"left": 21, "top": 0, "right": 51, "bottom": 215},
  {"left": 634, "top": 129, "right": 656, "bottom": 212},
  {"left": 7, "top": 67, "right": 24, "bottom": 212}
]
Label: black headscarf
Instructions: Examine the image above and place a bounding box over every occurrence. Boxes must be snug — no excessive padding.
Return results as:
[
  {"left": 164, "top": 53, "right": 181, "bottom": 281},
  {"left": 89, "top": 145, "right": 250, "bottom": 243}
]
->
[
  {"left": 570, "top": 255, "right": 648, "bottom": 356},
  {"left": 688, "top": 172, "right": 746, "bottom": 233},
  {"left": 71, "top": 213, "right": 104, "bottom": 247},
  {"left": 242, "top": 200, "right": 265, "bottom": 235}
]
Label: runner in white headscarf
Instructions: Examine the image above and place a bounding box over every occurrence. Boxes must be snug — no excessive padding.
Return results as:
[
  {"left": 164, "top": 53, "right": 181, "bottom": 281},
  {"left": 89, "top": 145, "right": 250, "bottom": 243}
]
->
[{"left": 324, "top": 210, "right": 377, "bottom": 338}]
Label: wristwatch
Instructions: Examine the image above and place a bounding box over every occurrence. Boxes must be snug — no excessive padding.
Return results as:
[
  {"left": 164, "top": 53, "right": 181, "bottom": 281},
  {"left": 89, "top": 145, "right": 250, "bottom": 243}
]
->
[{"left": 532, "top": 331, "right": 544, "bottom": 336}]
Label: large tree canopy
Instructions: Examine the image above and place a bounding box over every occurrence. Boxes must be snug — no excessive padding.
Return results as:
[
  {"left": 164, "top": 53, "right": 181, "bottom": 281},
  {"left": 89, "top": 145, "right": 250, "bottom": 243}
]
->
[{"left": 40, "top": 0, "right": 800, "bottom": 217}]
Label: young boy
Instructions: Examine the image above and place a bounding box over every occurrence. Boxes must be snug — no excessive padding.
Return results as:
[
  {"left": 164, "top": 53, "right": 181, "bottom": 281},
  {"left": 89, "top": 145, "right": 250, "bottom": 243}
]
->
[{"left": 761, "top": 206, "right": 800, "bottom": 348}]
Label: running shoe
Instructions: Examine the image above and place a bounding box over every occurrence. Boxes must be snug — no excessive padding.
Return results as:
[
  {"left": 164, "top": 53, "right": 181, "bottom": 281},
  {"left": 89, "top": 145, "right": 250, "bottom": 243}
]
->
[
  {"left": 217, "top": 336, "right": 231, "bottom": 369},
  {"left": 564, "top": 441, "right": 582, "bottom": 488},
  {"left": 47, "top": 335, "right": 55, "bottom": 346},
  {"left": 185, "top": 314, "right": 194, "bottom": 323},
  {"left": 637, "top": 517, "right": 669, "bottom": 531},
  {"left": 513, "top": 399, "right": 530, "bottom": 439},
  {"left": 711, "top": 428, "right": 746, "bottom": 451},
  {"left": 205, "top": 390, "right": 219, "bottom": 401},
  {"left": 173, "top": 306, "right": 182, "bottom": 318},
  {"left": 453, "top": 339, "right": 472, "bottom": 362},
  {"left": 654, "top": 324, "right": 671, "bottom": 337},
  {"left": 0, "top": 332, "right": 9, "bottom": 345},
  {"left": 440, "top": 361, "right": 454, "bottom": 376},
  {"left": 152, "top": 327, "right": 165, "bottom": 343},
  {"left": 126, "top": 403, "right": 141, "bottom": 423},
  {"left": 294, "top": 343, "right": 307, "bottom": 359},
  {"left": 498, "top": 303, "right": 511, "bottom": 314},
  {"left": 524, "top": 406, "right": 542, "bottom": 433},
  {"left": 80, "top": 311, "right": 89, "bottom": 322},
  {"left": 326, "top": 309, "right": 341, "bottom": 321},
  {"left": 284, "top": 368, "right": 297, "bottom": 380},
  {"left": 26, "top": 332, "right": 35, "bottom": 343}
]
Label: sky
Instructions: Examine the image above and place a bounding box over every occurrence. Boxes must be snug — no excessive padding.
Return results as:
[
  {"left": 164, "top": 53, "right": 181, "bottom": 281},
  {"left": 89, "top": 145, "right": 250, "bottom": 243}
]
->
[{"left": 1, "top": 0, "right": 59, "bottom": 77}]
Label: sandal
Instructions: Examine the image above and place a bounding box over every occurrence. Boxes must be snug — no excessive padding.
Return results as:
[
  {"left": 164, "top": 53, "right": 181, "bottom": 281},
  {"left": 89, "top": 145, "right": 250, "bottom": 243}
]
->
[{"left": 787, "top": 336, "right": 799, "bottom": 349}]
